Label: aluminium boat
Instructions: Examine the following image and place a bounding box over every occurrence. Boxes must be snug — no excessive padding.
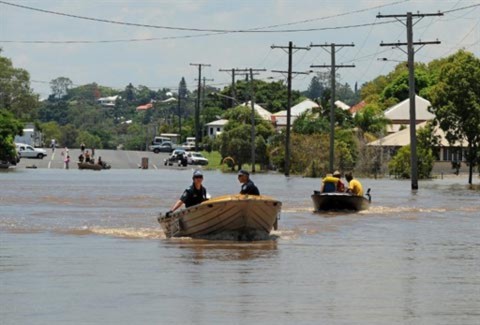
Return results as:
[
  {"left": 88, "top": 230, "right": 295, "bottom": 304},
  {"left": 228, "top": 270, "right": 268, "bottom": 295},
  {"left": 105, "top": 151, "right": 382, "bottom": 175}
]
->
[
  {"left": 311, "top": 189, "right": 371, "bottom": 212},
  {"left": 158, "top": 194, "right": 282, "bottom": 240}
]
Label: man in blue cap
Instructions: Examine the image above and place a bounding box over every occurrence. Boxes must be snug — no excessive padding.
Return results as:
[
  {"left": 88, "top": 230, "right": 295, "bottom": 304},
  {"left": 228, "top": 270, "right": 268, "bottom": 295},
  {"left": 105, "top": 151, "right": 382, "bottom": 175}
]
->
[
  {"left": 169, "top": 170, "right": 208, "bottom": 214},
  {"left": 237, "top": 169, "right": 260, "bottom": 195}
]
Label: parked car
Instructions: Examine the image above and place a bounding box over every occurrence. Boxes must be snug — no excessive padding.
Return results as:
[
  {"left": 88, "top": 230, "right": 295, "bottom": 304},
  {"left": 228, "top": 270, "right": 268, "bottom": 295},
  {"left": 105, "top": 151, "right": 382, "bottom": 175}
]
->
[
  {"left": 181, "top": 141, "right": 196, "bottom": 151},
  {"left": 149, "top": 141, "right": 173, "bottom": 153},
  {"left": 15, "top": 143, "right": 47, "bottom": 159},
  {"left": 164, "top": 149, "right": 187, "bottom": 166},
  {"left": 187, "top": 152, "right": 209, "bottom": 165}
]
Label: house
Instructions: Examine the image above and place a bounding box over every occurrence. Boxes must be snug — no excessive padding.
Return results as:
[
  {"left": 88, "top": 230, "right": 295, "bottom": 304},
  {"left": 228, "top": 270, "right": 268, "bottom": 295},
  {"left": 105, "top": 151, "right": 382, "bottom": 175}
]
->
[
  {"left": 97, "top": 95, "right": 120, "bottom": 107},
  {"left": 383, "top": 95, "right": 434, "bottom": 133},
  {"left": 241, "top": 101, "right": 272, "bottom": 121},
  {"left": 368, "top": 121, "right": 469, "bottom": 163},
  {"left": 206, "top": 119, "right": 229, "bottom": 138},
  {"left": 271, "top": 99, "right": 320, "bottom": 128},
  {"left": 14, "top": 123, "right": 43, "bottom": 147},
  {"left": 335, "top": 100, "right": 350, "bottom": 111},
  {"left": 349, "top": 100, "right": 367, "bottom": 116}
]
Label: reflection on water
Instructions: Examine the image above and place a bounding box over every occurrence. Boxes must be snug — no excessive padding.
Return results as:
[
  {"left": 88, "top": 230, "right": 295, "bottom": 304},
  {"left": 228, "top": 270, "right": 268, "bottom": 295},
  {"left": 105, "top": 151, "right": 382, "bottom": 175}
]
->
[{"left": 1, "top": 169, "right": 479, "bottom": 324}]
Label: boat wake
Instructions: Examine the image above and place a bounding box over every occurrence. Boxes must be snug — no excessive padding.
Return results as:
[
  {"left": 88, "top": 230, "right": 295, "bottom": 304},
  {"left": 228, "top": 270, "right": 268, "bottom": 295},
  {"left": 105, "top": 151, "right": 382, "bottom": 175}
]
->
[{"left": 66, "top": 226, "right": 167, "bottom": 239}]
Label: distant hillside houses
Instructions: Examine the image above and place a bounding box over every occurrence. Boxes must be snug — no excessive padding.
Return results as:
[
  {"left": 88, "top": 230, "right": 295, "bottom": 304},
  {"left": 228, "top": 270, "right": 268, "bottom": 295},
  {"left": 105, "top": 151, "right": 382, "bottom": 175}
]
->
[{"left": 97, "top": 95, "right": 120, "bottom": 107}]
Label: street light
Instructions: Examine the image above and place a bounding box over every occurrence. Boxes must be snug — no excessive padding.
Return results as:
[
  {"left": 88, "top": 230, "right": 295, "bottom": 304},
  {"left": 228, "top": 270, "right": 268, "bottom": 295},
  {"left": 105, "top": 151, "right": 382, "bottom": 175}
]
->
[{"left": 209, "top": 92, "right": 239, "bottom": 106}]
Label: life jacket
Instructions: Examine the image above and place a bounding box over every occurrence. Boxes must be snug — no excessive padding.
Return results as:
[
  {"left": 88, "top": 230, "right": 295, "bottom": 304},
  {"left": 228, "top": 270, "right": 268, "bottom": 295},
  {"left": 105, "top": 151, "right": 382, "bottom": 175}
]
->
[{"left": 322, "top": 176, "right": 338, "bottom": 193}]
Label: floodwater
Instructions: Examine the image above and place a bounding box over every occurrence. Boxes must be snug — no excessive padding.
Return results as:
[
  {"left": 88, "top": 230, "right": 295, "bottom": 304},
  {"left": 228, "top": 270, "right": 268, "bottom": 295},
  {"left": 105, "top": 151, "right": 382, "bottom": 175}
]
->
[{"left": 1, "top": 169, "right": 479, "bottom": 324}]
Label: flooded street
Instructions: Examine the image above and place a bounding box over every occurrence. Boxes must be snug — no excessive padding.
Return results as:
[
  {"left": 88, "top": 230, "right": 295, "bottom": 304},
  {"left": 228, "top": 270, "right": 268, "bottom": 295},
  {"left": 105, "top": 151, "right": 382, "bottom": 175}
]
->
[{"left": 1, "top": 169, "right": 479, "bottom": 324}]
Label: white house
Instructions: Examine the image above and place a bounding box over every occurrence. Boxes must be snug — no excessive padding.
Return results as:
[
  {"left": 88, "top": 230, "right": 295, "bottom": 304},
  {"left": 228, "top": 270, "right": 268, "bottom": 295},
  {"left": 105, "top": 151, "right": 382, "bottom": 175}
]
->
[
  {"left": 368, "top": 121, "right": 469, "bottom": 163},
  {"left": 272, "top": 99, "right": 320, "bottom": 128},
  {"left": 97, "top": 95, "right": 120, "bottom": 107},
  {"left": 241, "top": 101, "right": 272, "bottom": 121},
  {"left": 384, "top": 95, "right": 434, "bottom": 133},
  {"left": 206, "top": 119, "right": 229, "bottom": 138}
]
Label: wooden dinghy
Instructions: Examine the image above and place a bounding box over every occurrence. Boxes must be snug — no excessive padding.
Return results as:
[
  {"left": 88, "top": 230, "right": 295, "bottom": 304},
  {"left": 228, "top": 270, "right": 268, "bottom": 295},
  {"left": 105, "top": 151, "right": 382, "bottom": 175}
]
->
[
  {"left": 311, "top": 189, "right": 371, "bottom": 212},
  {"left": 158, "top": 194, "right": 282, "bottom": 240}
]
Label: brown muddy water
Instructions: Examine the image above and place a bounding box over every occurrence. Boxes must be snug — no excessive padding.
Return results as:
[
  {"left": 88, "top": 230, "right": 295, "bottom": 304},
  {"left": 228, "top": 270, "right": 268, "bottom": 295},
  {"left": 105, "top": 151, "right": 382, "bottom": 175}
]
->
[{"left": 1, "top": 169, "right": 479, "bottom": 324}]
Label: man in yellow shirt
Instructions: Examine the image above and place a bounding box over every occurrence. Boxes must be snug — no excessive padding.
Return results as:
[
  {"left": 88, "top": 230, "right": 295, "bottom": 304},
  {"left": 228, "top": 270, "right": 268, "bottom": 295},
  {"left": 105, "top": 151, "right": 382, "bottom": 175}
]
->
[{"left": 345, "top": 172, "right": 364, "bottom": 196}]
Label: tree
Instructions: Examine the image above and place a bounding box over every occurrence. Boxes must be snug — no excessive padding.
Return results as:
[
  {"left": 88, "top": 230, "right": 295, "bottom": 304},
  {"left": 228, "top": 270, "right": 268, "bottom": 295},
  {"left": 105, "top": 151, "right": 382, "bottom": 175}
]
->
[
  {"left": 0, "top": 109, "right": 23, "bottom": 163},
  {"left": 0, "top": 50, "right": 39, "bottom": 121},
  {"left": 354, "top": 104, "right": 391, "bottom": 135},
  {"left": 219, "top": 106, "right": 274, "bottom": 170},
  {"left": 428, "top": 50, "right": 480, "bottom": 184},
  {"left": 50, "top": 77, "right": 73, "bottom": 99},
  {"left": 306, "top": 76, "right": 324, "bottom": 100},
  {"left": 388, "top": 123, "right": 438, "bottom": 179}
]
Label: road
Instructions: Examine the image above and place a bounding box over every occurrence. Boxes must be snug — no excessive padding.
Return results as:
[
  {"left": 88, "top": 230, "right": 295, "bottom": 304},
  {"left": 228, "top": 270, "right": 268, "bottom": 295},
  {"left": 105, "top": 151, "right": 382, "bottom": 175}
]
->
[{"left": 16, "top": 148, "right": 175, "bottom": 169}]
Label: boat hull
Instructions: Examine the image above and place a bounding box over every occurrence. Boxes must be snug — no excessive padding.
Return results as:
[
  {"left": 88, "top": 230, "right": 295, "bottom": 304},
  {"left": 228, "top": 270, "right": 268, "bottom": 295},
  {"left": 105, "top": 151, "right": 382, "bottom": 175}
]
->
[
  {"left": 158, "top": 195, "right": 282, "bottom": 240},
  {"left": 311, "top": 192, "right": 370, "bottom": 211},
  {"left": 77, "top": 162, "right": 103, "bottom": 170}
]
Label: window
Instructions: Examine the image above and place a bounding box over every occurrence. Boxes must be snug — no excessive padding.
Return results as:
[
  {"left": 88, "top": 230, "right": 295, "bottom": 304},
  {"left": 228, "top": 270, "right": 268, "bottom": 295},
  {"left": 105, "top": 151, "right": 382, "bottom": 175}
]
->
[
  {"left": 217, "top": 127, "right": 221, "bottom": 132},
  {"left": 210, "top": 127, "right": 213, "bottom": 135}
]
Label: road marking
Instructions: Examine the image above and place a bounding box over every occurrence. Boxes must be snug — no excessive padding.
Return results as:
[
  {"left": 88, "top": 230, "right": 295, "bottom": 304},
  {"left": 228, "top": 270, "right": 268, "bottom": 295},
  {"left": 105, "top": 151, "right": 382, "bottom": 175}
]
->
[
  {"left": 48, "top": 151, "right": 55, "bottom": 169},
  {"left": 152, "top": 164, "right": 158, "bottom": 170}
]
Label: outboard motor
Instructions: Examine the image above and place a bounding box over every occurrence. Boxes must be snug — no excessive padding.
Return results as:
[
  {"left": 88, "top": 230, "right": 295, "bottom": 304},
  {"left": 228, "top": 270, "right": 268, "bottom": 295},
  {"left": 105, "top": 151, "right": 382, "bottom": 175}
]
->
[{"left": 366, "top": 188, "right": 372, "bottom": 202}]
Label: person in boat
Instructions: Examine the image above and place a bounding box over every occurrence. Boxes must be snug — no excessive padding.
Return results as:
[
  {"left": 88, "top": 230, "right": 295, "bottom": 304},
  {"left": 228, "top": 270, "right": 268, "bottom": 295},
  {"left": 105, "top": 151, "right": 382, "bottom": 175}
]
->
[
  {"left": 237, "top": 169, "right": 260, "bottom": 195},
  {"left": 333, "top": 170, "right": 345, "bottom": 192},
  {"left": 168, "top": 170, "right": 209, "bottom": 214},
  {"left": 345, "top": 172, "right": 364, "bottom": 196},
  {"left": 97, "top": 156, "right": 103, "bottom": 167},
  {"left": 84, "top": 150, "right": 91, "bottom": 163},
  {"left": 78, "top": 153, "right": 84, "bottom": 163},
  {"left": 321, "top": 173, "right": 338, "bottom": 193}
]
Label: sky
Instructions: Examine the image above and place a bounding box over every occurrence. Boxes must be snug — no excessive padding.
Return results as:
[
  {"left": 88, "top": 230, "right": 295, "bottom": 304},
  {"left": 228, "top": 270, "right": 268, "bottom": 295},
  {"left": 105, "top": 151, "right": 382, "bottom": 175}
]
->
[{"left": 1, "top": 0, "right": 479, "bottom": 100}]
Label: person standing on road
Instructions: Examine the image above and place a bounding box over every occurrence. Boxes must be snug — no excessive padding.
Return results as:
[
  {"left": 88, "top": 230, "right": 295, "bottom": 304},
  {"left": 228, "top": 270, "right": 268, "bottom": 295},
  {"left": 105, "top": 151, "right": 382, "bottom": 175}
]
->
[
  {"left": 80, "top": 143, "right": 85, "bottom": 153},
  {"left": 64, "top": 155, "right": 70, "bottom": 169},
  {"left": 237, "top": 169, "right": 260, "bottom": 195},
  {"left": 168, "top": 170, "right": 209, "bottom": 214}
]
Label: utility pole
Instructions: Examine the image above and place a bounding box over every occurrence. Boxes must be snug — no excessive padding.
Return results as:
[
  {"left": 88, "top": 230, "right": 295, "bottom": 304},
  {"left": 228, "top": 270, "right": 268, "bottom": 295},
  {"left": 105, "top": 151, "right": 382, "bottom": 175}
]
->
[
  {"left": 234, "top": 68, "right": 266, "bottom": 173},
  {"left": 190, "top": 63, "right": 211, "bottom": 151},
  {"left": 219, "top": 68, "right": 237, "bottom": 107},
  {"left": 271, "top": 41, "right": 310, "bottom": 177},
  {"left": 377, "top": 11, "right": 442, "bottom": 190},
  {"left": 195, "top": 76, "right": 214, "bottom": 115},
  {"left": 310, "top": 43, "right": 355, "bottom": 173}
]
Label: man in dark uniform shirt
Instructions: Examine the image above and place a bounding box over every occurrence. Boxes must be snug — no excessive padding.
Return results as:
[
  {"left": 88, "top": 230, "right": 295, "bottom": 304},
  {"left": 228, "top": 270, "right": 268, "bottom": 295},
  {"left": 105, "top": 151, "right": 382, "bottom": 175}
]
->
[
  {"left": 168, "top": 170, "right": 208, "bottom": 215},
  {"left": 237, "top": 169, "right": 260, "bottom": 195}
]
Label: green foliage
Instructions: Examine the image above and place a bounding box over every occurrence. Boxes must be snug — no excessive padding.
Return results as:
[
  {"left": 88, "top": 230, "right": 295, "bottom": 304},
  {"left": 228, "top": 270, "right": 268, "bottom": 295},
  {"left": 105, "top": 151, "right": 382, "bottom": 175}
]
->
[
  {"left": 427, "top": 50, "right": 480, "bottom": 183},
  {"left": 0, "top": 109, "right": 23, "bottom": 162},
  {"left": 41, "top": 121, "right": 62, "bottom": 145},
  {"left": 388, "top": 124, "right": 438, "bottom": 179},
  {"left": 76, "top": 130, "right": 102, "bottom": 149},
  {"left": 0, "top": 51, "right": 39, "bottom": 121},
  {"left": 218, "top": 106, "right": 274, "bottom": 170},
  {"left": 292, "top": 111, "right": 329, "bottom": 134},
  {"left": 354, "top": 103, "right": 391, "bottom": 135}
]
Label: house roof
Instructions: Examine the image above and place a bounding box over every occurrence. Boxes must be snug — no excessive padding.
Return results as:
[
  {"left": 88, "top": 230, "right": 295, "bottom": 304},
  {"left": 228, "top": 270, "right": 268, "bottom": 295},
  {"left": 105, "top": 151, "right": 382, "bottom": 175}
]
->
[
  {"left": 136, "top": 103, "right": 153, "bottom": 110},
  {"left": 384, "top": 95, "right": 434, "bottom": 121},
  {"left": 205, "top": 119, "right": 229, "bottom": 126},
  {"left": 241, "top": 101, "right": 272, "bottom": 120},
  {"left": 335, "top": 100, "right": 350, "bottom": 111},
  {"left": 272, "top": 99, "right": 319, "bottom": 127},
  {"left": 368, "top": 121, "right": 468, "bottom": 147},
  {"left": 349, "top": 100, "right": 367, "bottom": 115}
]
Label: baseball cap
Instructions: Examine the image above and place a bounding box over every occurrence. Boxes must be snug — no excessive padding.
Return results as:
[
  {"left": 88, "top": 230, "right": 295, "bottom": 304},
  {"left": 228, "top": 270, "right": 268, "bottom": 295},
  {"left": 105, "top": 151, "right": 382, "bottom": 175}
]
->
[
  {"left": 237, "top": 169, "right": 249, "bottom": 176},
  {"left": 193, "top": 170, "right": 203, "bottom": 178}
]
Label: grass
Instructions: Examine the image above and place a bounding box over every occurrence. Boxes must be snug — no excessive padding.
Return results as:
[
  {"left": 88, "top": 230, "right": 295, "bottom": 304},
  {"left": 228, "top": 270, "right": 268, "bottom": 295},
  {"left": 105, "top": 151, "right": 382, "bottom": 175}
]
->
[{"left": 200, "top": 151, "right": 263, "bottom": 173}]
